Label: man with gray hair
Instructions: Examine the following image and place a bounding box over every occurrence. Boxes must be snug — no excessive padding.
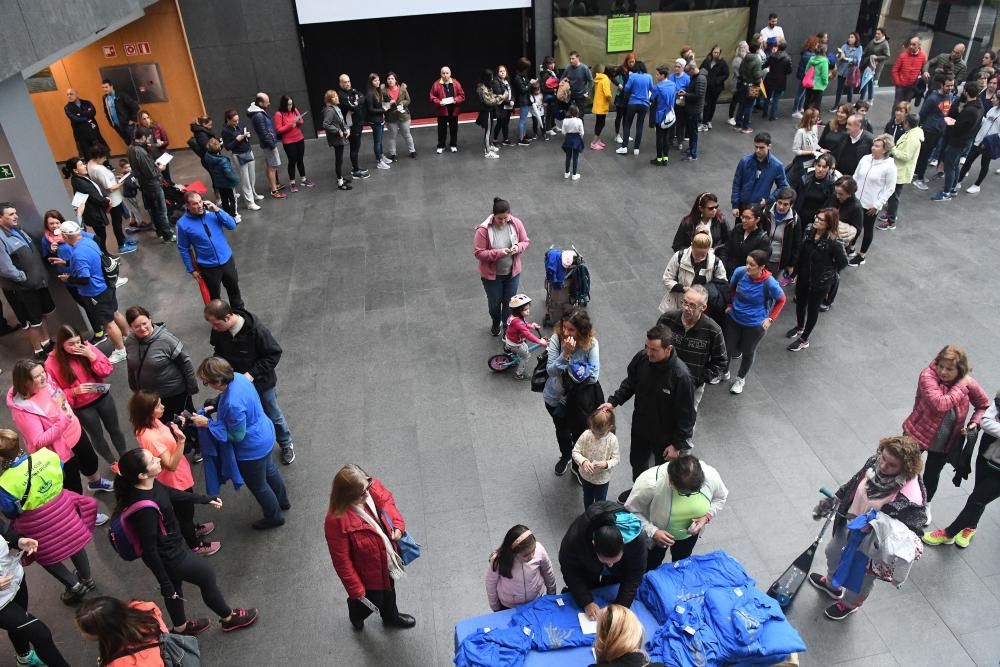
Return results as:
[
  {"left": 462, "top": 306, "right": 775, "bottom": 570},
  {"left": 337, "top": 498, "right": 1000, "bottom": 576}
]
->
[
  {"left": 656, "top": 284, "right": 728, "bottom": 411},
  {"left": 834, "top": 114, "right": 873, "bottom": 177}
]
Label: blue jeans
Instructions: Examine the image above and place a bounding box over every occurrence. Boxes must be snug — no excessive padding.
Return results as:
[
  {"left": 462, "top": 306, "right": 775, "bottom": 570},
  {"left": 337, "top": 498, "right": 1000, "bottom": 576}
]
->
[
  {"left": 736, "top": 97, "right": 754, "bottom": 129},
  {"left": 258, "top": 385, "right": 292, "bottom": 447},
  {"left": 582, "top": 479, "right": 609, "bottom": 509},
  {"left": 622, "top": 105, "right": 647, "bottom": 148},
  {"left": 685, "top": 111, "right": 700, "bottom": 157},
  {"left": 518, "top": 105, "right": 531, "bottom": 140},
  {"left": 793, "top": 82, "right": 808, "bottom": 112},
  {"left": 766, "top": 89, "right": 784, "bottom": 119},
  {"left": 236, "top": 454, "right": 289, "bottom": 522},
  {"left": 481, "top": 274, "right": 519, "bottom": 328},
  {"left": 140, "top": 186, "right": 172, "bottom": 240},
  {"left": 942, "top": 142, "right": 969, "bottom": 194},
  {"left": 371, "top": 122, "right": 385, "bottom": 160},
  {"left": 833, "top": 77, "right": 854, "bottom": 108},
  {"left": 859, "top": 79, "right": 875, "bottom": 102}
]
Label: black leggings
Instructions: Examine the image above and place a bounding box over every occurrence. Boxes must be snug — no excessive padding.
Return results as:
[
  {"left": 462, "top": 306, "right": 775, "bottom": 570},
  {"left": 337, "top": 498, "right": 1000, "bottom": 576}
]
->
[
  {"left": 924, "top": 450, "right": 948, "bottom": 502},
  {"left": 109, "top": 204, "right": 126, "bottom": 247},
  {"left": 0, "top": 580, "right": 70, "bottom": 667},
  {"left": 161, "top": 553, "right": 231, "bottom": 627},
  {"left": 347, "top": 586, "right": 399, "bottom": 625},
  {"left": 333, "top": 144, "right": 345, "bottom": 180},
  {"left": 283, "top": 140, "right": 306, "bottom": 180},
  {"left": 857, "top": 210, "right": 877, "bottom": 255},
  {"left": 594, "top": 114, "right": 607, "bottom": 139},
  {"left": 795, "top": 281, "right": 829, "bottom": 340},
  {"left": 703, "top": 88, "right": 722, "bottom": 124},
  {"left": 493, "top": 108, "right": 512, "bottom": 142},
  {"left": 437, "top": 116, "right": 459, "bottom": 148},
  {"left": 218, "top": 188, "right": 236, "bottom": 218},
  {"left": 614, "top": 107, "right": 626, "bottom": 134},
  {"left": 563, "top": 148, "right": 581, "bottom": 175},
  {"left": 349, "top": 130, "right": 362, "bottom": 170},
  {"left": 41, "top": 549, "right": 91, "bottom": 590},
  {"left": 724, "top": 315, "right": 767, "bottom": 379},
  {"left": 958, "top": 143, "right": 992, "bottom": 186},
  {"left": 728, "top": 89, "right": 741, "bottom": 119},
  {"left": 946, "top": 455, "right": 1000, "bottom": 536},
  {"left": 62, "top": 430, "right": 101, "bottom": 495},
  {"left": 656, "top": 126, "right": 672, "bottom": 159},
  {"left": 175, "top": 486, "right": 202, "bottom": 549}
]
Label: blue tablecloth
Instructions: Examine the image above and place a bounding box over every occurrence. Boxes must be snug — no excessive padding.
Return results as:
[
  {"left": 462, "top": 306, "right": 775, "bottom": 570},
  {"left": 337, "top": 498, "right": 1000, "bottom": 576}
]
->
[{"left": 454, "top": 585, "right": 660, "bottom": 666}]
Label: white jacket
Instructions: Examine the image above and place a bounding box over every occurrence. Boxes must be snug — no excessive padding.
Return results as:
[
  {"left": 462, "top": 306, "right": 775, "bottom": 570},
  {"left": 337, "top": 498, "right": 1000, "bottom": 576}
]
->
[
  {"left": 625, "top": 460, "right": 729, "bottom": 539},
  {"left": 973, "top": 106, "right": 1000, "bottom": 146},
  {"left": 658, "top": 247, "right": 727, "bottom": 313},
  {"left": 853, "top": 155, "right": 897, "bottom": 210}
]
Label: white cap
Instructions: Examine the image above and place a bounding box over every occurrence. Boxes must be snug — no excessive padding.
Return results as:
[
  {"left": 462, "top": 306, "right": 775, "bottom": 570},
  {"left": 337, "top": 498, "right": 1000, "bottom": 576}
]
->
[
  {"left": 59, "top": 220, "right": 82, "bottom": 235},
  {"left": 675, "top": 58, "right": 687, "bottom": 67}
]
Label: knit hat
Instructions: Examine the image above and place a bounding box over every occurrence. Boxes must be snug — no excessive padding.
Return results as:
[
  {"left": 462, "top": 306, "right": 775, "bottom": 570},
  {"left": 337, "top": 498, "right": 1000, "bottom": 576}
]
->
[{"left": 59, "top": 220, "right": 82, "bottom": 235}]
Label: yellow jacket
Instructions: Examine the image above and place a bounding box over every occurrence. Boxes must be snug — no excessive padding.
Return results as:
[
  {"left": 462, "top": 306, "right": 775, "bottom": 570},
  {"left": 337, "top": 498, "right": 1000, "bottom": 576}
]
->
[{"left": 592, "top": 73, "right": 613, "bottom": 115}]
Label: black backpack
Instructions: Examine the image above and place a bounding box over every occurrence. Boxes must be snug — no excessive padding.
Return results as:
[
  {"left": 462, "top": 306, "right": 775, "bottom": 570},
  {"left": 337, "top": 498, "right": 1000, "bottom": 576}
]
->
[
  {"left": 102, "top": 253, "right": 120, "bottom": 285},
  {"left": 673, "top": 250, "right": 729, "bottom": 319}
]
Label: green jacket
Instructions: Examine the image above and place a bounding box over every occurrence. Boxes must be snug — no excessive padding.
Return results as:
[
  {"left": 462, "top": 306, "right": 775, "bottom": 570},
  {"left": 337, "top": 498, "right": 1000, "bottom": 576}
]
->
[
  {"left": 893, "top": 126, "right": 924, "bottom": 184},
  {"left": 805, "top": 55, "right": 830, "bottom": 91}
]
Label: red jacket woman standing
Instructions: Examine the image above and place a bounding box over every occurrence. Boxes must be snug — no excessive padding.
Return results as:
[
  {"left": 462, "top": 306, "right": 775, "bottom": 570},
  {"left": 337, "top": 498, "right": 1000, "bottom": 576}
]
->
[
  {"left": 324, "top": 464, "right": 415, "bottom": 631},
  {"left": 902, "top": 345, "right": 989, "bottom": 522}
]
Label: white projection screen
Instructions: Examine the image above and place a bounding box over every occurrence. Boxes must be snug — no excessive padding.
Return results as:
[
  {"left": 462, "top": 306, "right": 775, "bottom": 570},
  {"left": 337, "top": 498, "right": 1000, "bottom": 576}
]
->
[{"left": 295, "top": 0, "right": 531, "bottom": 24}]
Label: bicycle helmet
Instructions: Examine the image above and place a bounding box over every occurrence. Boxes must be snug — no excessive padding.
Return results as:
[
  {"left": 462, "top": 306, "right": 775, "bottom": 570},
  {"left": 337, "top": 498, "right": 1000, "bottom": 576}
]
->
[{"left": 508, "top": 293, "right": 532, "bottom": 308}]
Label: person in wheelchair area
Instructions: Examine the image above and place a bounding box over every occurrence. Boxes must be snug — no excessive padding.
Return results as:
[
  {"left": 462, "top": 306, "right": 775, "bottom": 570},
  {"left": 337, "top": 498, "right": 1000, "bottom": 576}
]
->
[{"left": 504, "top": 294, "right": 547, "bottom": 379}]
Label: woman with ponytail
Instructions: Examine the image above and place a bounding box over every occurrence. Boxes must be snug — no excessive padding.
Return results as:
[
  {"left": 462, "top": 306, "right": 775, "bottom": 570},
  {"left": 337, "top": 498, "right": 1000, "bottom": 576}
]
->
[
  {"left": 76, "top": 596, "right": 180, "bottom": 667},
  {"left": 113, "top": 448, "right": 257, "bottom": 636}
]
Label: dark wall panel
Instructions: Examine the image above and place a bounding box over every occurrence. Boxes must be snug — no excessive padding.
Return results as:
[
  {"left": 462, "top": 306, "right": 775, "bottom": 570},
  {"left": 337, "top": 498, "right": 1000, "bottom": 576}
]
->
[{"left": 299, "top": 9, "right": 527, "bottom": 125}]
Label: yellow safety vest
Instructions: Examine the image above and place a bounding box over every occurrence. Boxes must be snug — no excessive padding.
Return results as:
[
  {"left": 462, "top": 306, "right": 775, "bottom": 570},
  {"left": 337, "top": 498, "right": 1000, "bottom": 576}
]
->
[{"left": 0, "top": 449, "right": 64, "bottom": 511}]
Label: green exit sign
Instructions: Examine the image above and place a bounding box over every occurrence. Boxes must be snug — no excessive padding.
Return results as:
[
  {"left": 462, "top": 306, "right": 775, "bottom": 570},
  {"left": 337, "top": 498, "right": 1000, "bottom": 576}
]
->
[{"left": 0, "top": 164, "right": 14, "bottom": 180}]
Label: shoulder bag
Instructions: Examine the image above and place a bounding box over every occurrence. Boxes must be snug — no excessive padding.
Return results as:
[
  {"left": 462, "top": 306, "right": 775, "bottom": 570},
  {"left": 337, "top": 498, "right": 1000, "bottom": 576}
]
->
[{"left": 382, "top": 510, "right": 421, "bottom": 565}]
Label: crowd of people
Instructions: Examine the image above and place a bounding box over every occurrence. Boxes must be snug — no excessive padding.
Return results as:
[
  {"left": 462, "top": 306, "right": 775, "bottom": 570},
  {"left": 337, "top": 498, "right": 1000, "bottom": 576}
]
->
[{"left": 0, "top": 10, "right": 998, "bottom": 666}]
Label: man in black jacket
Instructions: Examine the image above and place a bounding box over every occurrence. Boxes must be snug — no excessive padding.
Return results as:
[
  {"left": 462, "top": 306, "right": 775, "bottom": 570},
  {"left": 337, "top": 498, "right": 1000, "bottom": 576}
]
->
[
  {"left": 338, "top": 74, "right": 370, "bottom": 180},
  {"left": 101, "top": 80, "right": 139, "bottom": 144},
  {"left": 204, "top": 299, "right": 295, "bottom": 464},
  {"left": 558, "top": 501, "right": 648, "bottom": 621},
  {"left": 835, "top": 115, "right": 874, "bottom": 178},
  {"left": 65, "top": 88, "right": 108, "bottom": 158},
  {"left": 657, "top": 285, "right": 728, "bottom": 410},
  {"left": 936, "top": 82, "right": 983, "bottom": 201},
  {"left": 598, "top": 325, "right": 696, "bottom": 488},
  {"left": 127, "top": 128, "right": 175, "bottom": 242}
]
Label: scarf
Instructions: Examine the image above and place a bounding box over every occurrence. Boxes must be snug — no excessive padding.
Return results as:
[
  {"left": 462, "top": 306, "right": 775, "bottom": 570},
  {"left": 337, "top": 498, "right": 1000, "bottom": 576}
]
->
[
  {"left": 353, "top": 495, "right": 406, "bottom": 582},
  {"left": 864, "top": 454, "right": 906, "bottom": 500}
]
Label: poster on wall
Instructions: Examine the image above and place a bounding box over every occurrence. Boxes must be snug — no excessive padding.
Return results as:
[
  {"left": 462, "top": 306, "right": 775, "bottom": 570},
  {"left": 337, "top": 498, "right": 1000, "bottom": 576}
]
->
[
  {"left": 607, "top": 15, "right": 634, "bottom": 53},
  {"left": 25, "top": 68, "right": 57, "bottom": 94},
  {"left": 637, "top": 14, "right": 651, "bottom": 33}
]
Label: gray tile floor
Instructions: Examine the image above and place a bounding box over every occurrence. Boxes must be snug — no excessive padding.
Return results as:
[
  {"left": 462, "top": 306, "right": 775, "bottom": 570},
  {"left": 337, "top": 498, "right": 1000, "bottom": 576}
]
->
[{"left": 2, "top": 95, "right": 999, "bottom": 665}]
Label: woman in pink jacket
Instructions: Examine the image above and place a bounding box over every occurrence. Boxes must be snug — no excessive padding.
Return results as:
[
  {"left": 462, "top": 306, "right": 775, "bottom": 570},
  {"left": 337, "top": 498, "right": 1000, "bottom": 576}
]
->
[
  {"left": 484, "top": 524, "right": 556, "bottom": 611},
  {"left": 45, "top": 325, "right": 128, "bottom": 465},
  {"left": 6, "top": 359, "right": 112, "bottom": 496},
  {"left": 902, "top": 345, "right": 989, "bottom": 524},
  {"left": 273, "top": 95, "right": 313, "bottom": 193},
  {"left": 473, "top": 197, "right": 530, "bottom": 336},
  {"left": 0, "top": 429, "right": 100, "bottom": 605}
]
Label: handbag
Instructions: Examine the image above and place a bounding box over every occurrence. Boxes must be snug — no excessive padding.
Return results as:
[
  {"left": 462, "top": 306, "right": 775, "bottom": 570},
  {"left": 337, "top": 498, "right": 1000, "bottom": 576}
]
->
[
  {"left": 802, "top": 66, "right": 816, "bottom": 89},
  {"left": 659, "top": 108, "right": 677, "bottom": 128},
  {"left": 847, "top": 64, "right": 861, "bottom": 89},
  {"left": 235, "top": 151, "right": 254, "bottom": 165},
  {"left": 746, "top": 83, "right": 761, "bottom": 98},
  {"left": 983, "top": 133, "right": 1000, "bottom": 159},
  {"left": 530, "top": 350, "right": 548, "bottom": 392},
  {"left": 382, "top": 510, "right": 421, "bottom": 565}
]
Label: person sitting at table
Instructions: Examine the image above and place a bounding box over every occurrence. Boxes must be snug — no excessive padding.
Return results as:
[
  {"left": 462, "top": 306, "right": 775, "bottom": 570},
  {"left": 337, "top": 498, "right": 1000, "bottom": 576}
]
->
[
  {"left": 484, "top": 524, "right": 557, "bottom": 611},
  {"left": 624, "top": 451, "right": 729, "bottom": 570},
  {"left": 592, "top": 603, "right": 666, "bottom": 667},
  {"left": 558, "top": 501, "right": 648, "bottom": 622}
]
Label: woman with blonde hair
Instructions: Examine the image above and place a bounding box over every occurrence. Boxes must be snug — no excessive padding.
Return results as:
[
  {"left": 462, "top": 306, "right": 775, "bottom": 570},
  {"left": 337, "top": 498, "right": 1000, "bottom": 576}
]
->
[
  {"left": 321, "top": 89, "right": 352, "bottom": 190},
  {"left": 809, "top": 436, "right": 927, "bottom": 620},
  {"left": 902, "top": 346, "right": 990, "bottom": 524},
  {"left": 324, "top": 464, "right": 415, "bottom": 631},
  {"left": 727, "top": 41, "right": 749, "bottom": 126},
  {"left": 592, "top": 603, "right": 664, "bottom": 666},
  {"left": 659, "top": 226, "right": 727, "bottom": 313}
]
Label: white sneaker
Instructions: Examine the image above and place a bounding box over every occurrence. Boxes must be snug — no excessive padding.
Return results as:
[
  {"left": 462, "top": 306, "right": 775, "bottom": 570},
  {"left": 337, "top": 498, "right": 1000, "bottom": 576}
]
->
[
  {"left": 571, "top": 173, "right": 580, "bottom": 180},
  {"left": 912, "top": 179, "right": 928, "bottom": 191},
  {"left": 108, "top": 348, "right": 127, "bottom": 365},
  {"left": 436, "top": 147, "right": 444, "bottom": 154},
  {"left": 923, "top": 503, "right": 932, "bottom": 527},
  {"left": 791, "top": 111, "right": 803, "bottom": 119},
  {"left": 488, "top": 145, "right": 500, "bottom": 153},
  {"left": 114, "top": 276, "right": 129, "bottom": 289},
  {"left": 615, "top": 134, "right": 623, "bottom": 143},
  {"left": 728, "top": 117, "right": 737, "bottom": 126},
  {"left": 729, "top": 377, "right": 745, "bottom": 394},
  {"left": 381, "top": 156, "right": 392, "bottom": 165},
  {"left": 234, "top": 214, "right": 242, "bottom": 223},
  {"left": 928, "top": 159, "right": 938, "bottom": 167},
  {"left": 376, "top": 161, "right": 391, "bottom": 170},
  {"left": 485, "top": 152, "right": 499, "bottom": 159},
  {"left": 967, "top": 184, "right": 981, "bottom": 194},
  {"left": 615, "top": 147, "right": 628, "bottom": 154},
  {"left": 247, "top": 202, "right": 261, "bottom": 211},
  {"left": 449, "top": 146, "right": 458, "bottom": 153},
  {"left": 564, "top": 172, "right": 570, "bottom": 179},
  {"left": 707, "top": 122, "right": 713, "bottom": 129},
  {"left": 959, "top": 156, "right": 966, "bottom": 165},
  {"left": 254, "top": 193, "right": 264, "bottom": 201},
  {"left": 633, "top": 148, "right": 639, "bottom": 156},
  {"left": 95, "top": 512, "right": 109, "bottom": 527}
]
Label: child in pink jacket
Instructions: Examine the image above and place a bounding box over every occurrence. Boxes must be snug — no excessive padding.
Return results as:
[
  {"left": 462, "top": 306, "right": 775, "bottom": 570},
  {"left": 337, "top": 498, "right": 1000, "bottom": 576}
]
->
[
  {"left": 484, "top": 525, "right": 556, "bottom": 611},
  {"left": 504, "top": 294, "right": 547, "bottom": 379}
]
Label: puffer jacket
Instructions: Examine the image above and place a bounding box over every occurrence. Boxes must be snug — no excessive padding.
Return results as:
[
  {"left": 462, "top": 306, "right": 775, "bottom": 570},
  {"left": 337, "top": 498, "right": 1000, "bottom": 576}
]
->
[
  {"left": 893, "top": 126, "right": 924, "bottom": 184},
  {"left": 793, "top": 227, "right": 847, "bottom": 287},
  {"left": 902, "top": 363, "right": 990, "bottom": 452},
  {"left": 203, "top": 151, "right": 240, "bottom": 189},
  {"left": 125, "top": 324, "right": 199, "bottom": 399},
  {"left": 6, "top": 386, "right": 80, "bottom": 463},
  {"left": 324, "top": 478, "right": 405, "bottom": 599},
  {"left": 11, "top": 490, "right": 97, "bottom": 566},
  {"left": 188, "top": 122, "right": 215, "bottom": 158},
  {"left": 659, "top": 247, "right": 727, "bottom": 312}
]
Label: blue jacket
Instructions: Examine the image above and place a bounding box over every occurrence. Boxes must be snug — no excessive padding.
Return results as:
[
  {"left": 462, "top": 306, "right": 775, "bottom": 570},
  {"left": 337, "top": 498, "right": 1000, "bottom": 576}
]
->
[
  {"left": 247, "top": 103, "right": 278, "bottom": 149},
  {"left": 623, "top": 72, "right": 654, "bottom": 107},
  {"left": 197, "top": 416, "right": 245, "bottom": 496},
  {"left": 728, "top": 266, "right": 784, "bottom": 328},
  {"left": 67, "top": 237, "right": 106, "bottom": 297},
  {"left": 731, "top": 151, "right": 787, "bottom": 208},
  {"left": 652, "top": 80, "right": 678, "bottom": 125},
  {"left": 669, "top": 71, "right": 690, "bottom": 90},
  {"left": 203, "top": 152, "right": 240, "bottom": 189},
  {"left": 832, "top": 510, "right": 876, "bottom": 593},
  {"left": 176, "top": 209, "right": 236, "bottom": 272},
  {"left": 454, "top": 625, "right": 532, "bottom": 667},
  {"left": 918, "top": 90, "right": 956, "bottom": 132},
  {"left": 207, "top": 373, "right": 275, "bottom": 461}
]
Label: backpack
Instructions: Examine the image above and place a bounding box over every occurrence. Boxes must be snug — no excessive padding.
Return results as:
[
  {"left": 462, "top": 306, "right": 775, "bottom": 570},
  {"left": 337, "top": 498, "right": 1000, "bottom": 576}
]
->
[
  {"left": 569, "top": 263, "right": 591, "bottom": 306},
  {"left": 556, "top": 79, "right": 572, "bottom": 103},
  {"left": 186, "top": 135, "right": 206, "bottom": 158},
  {"left": 110, "top": 633, "right": 200, "bottom": 666},
  {"left": 108, "top": 500, "right": 165, "bottom": 561},
  {"left": 102, "top": 253, "right": 120, "bottom": 286},
  {"left": 673, "top": 251, "right": 729, "bottom": 319},
  {"left": 530, "top": 350, "right": 548, "bottom": 393}
]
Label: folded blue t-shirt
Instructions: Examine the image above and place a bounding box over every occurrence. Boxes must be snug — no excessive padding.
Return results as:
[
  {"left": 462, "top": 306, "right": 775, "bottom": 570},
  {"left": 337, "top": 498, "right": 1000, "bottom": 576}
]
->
[
  {"left": 510, "top": 593, "right": 608, "bottom": 651},
  {"left": 455, "top": 625, "right": 531, "bottom": 667}
]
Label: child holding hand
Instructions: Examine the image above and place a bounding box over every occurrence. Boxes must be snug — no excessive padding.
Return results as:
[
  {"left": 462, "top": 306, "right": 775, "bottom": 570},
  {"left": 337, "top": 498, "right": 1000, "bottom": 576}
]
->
[{"left": 571, "top": 410, "right": 619, "bottom": 507}]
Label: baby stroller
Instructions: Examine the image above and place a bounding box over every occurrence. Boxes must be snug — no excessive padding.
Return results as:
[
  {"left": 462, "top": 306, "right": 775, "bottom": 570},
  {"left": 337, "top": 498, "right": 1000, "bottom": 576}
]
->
[{"left": 543, "top": 246, "right": 590, "bottom": 326}]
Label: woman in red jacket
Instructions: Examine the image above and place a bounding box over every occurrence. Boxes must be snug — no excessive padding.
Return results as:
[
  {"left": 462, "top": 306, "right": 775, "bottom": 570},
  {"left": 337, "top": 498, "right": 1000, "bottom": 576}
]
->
[
  {"left": 324, "top": 464, "right": 415, "bottom": 631},
  {"left": 902, "top": 345, "right": 989, "bottom": 525},
  {"left": 45, "top": 325, "right": 128, "bottom": 465},
  {"left": 273, "top": 95, "right": 313, "bottom": 193}
]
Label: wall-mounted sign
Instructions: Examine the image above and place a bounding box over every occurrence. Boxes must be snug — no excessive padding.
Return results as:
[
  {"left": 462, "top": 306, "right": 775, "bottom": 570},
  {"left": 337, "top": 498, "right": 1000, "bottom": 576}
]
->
[
  {"left": 137, "top": 42, "right": 151, "bottom": 55},
  {"left": 123, "top": 43, "right": 137, "bottom": 56},
  {"left": 102, "top": 45, "right": 116, "bottom": 58},
  {"left": 0, "top": 164, "right": 16, "bottom": 181}
]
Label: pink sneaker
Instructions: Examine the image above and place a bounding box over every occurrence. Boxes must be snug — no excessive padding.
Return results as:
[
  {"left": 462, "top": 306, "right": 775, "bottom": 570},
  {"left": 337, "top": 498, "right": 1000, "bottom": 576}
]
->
[
  {"left": 591, "top": 141, "right": 605, "bottom": 151},
  {"left": 192, "top": 541, "right": 222, "bottom": 556},
  {"left": 195, "top": 522, "right": 216, "bottom": 537}
]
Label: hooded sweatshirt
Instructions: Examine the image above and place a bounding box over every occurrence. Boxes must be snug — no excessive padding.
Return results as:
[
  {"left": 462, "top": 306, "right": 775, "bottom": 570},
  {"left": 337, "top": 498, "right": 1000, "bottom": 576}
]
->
[
  {"left": 247, "top": 102, "right": 278, "bottom": 148},
  {"left": 727, "top": 266, "right": 785, "bottom": 327}
]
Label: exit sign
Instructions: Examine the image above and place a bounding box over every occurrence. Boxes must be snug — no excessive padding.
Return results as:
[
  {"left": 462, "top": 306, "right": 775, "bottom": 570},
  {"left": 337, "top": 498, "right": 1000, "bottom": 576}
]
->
[{"left": 0, "top": 164, "right": 14, "bottom": 180}]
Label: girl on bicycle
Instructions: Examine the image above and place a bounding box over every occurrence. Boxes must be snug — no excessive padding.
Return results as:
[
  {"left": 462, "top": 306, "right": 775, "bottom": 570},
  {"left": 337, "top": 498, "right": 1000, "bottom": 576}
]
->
[{"left": 504, "top": 294, "right": 547, "bottom": 380}]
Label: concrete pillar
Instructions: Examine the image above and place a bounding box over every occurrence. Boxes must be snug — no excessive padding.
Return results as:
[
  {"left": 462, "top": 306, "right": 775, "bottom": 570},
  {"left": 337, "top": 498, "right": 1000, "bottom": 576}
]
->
[{"left": 534, "top": 0, "right": 553, "bottom": 66}]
